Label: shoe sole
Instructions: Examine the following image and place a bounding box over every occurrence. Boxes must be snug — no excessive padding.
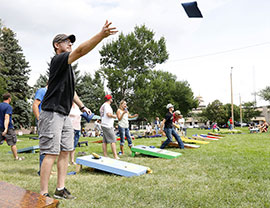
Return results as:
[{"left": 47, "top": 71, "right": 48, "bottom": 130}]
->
[{"left": 53, "top": 194, "right": 76, "bottom": 200}]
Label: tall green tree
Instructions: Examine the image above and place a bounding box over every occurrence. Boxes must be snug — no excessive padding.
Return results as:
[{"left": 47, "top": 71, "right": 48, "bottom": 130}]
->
[
  {"left": 0, "top": 56, "right": 7, "bottom": 97},
  {"left": 258, "top": 86, "right": 270, "bottom": 102},
  {"left": 242, "top": 102, "right": 261, "bottom": 123},
  {"left": 0, "top": 21, "right": 7, "bottom": 99},
  {"left": 223, "top": 103, "right": 240, "bottom": 123},
  {"left": 200, "top": 100, "right": 226, "bottom": 125},
  {"left": 129, "top": 70, "right": 198, "bottom": 121},
  {"left": 99, "top": 25, "right": 169, "bottom": 104},
  {"left": 76, "top": 70, "right": 105, "bottom": 115},
  {"left": 99, "top": 25, "right": 198, "bottom": 122},
  {"left": 0, "top": 25, "right": 31, "bottom": 128}
]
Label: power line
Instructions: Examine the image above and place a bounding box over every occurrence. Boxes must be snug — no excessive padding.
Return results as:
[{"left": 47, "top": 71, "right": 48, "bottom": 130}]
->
[{"left": 169, "top": 41, "right": 270, "bottom": 62}]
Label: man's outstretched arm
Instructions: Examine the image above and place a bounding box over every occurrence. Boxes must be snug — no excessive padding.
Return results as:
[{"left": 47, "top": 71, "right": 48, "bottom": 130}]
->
[{"left": 68, "top": 20, "right": 117, "bottom": 64}]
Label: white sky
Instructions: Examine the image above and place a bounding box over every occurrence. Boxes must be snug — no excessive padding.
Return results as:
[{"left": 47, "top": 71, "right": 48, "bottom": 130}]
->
[{"left": 1, "top": 0, "right": 270, "bottom": 106}]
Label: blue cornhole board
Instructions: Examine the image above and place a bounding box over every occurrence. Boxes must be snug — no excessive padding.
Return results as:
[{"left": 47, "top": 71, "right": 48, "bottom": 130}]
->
[
  {"left": 76, "top": 155, "right": 149, "bottom": 177},
  {"left": 9, "top": 145, "right": 39, "bottom": 154},
  {"left": 131, "top": 145, "right": 182, "bottom": 159}
]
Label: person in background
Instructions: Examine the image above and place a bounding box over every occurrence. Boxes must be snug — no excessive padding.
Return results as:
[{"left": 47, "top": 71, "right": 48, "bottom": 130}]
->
[
  {"left": 154, "top": 117, "right": 160, "bottom": 135},
  {"left": 160, "top": 103, "right": 184, "bottom": 149},
  {"left": 213, "top": 122, "right": 220, "bottom": 132},
  {"left": 172, "top": 110, "right": 182, "bottom": 135},
  {"left": 0, "top": 93, "right": 24, "bottom": 160},
  {"left": 229, "top": 117, "right": 233, "bottom": 130},
  {"left": 145, "top": 123, "right": 152, "bottom": 136},
  {"left": 100, "top": 95, "right": 119, "bottom": 159},
  {"left": 68, "top": 102, "right": 81, "bottom": 165},
  {"left": 259, "top": 120, "right": 268, "bottom": 133},
  {"left": 179, "top": 114, "right": 187, "bottom": 136},
  {"left": 94, "top": 119, "right": 102, "bottom": 137},
  {"left": 32, "top": 85, "right": 48, "bottom": 175},
  {"left": 116, "top": 100, "right": 138, "bottom": 155}
]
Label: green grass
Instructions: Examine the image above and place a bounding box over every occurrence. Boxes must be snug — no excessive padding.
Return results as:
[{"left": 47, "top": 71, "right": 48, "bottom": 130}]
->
[{"left": 1, "top": 128, "right": 270, "bottom": 208}]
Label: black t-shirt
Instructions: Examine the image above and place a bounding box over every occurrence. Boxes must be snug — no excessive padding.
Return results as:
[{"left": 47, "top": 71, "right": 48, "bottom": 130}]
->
[
  {"left": 42, "top": 52, "right": 75, "bottom": 115},
  {"left": 164, "top": 111, "right": 173, "bottom": 129}
]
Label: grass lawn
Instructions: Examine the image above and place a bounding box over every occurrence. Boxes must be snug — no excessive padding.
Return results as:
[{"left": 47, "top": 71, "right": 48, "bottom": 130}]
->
[{"left": 0, "top": 128, "right": 270, "bottom": 208}]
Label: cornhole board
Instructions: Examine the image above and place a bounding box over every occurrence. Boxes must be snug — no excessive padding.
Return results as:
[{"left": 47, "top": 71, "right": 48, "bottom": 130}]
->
[
  {"left": 131, "top": 145, "right": 182, "bottom": 159},
  {"left": 76, "top": 155, "right": 149, "bottom": 177},
  {"left": 91, "top": 140, "right": 103, "bottom": 143},
  {"left": 208, "top": 132, "right": 225, "bottom": 137},
  {"left": 29, "top": 137, "right": 39, "bottom": 140},
  {"left": 77, "top": 141, "right": 88, "bottom": 147},
  {"left": 193, "top": 135, "right": 218, "bottom": 141},
  {"left": 145, "top": 134, "right": 162, "bottom": 138},
  {"left": 161, "top": 141, "right": 200, "bottom": 149},
  {"left": 9, "top": 145, "right": 39, "bottom": 154},
  {"left": 192, "top": 135, "right": 218, "bottom": 141},
  {"left": 200, "top": 134, "right": 222, "bottom": 139},
  {"left": 0, "top": 181, "right": 59, "bottom": 208},
  {"left": 181, "top": 137, "right": 209, "bottom": 145}
]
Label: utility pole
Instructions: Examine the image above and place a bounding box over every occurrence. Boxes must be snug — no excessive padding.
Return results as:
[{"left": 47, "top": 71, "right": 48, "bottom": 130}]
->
[{"left": 230, "top": 67, "right": 234, "bottom": 129}]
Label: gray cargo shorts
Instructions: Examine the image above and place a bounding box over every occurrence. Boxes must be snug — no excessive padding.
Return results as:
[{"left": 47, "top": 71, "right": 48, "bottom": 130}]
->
[
  {"left": 38, "top": 110, "right": 74, "bottom": 155},
  {"left": 0, "top": 128, "right": 17, "bottom": 146},
  {"left": 101, "top": 126, "right": 116, "bottom": 144}
]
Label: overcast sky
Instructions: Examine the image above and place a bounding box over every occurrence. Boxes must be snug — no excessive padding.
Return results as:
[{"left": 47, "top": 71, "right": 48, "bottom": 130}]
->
[{"left": 1, "top": 0, "right": 270, "bottom": 106}]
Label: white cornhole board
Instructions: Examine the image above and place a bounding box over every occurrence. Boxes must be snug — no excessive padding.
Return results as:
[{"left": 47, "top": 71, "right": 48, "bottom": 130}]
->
[{"left": 76, "top": 155, "right": 149, "bottom": 177}]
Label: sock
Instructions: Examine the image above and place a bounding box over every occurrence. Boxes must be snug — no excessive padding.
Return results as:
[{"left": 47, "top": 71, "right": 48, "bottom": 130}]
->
[{"left": 57, "top": 187, "right": 64, "bottom": 191}]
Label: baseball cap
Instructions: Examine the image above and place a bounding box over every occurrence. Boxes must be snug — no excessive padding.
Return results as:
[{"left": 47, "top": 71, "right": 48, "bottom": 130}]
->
[
  {"left": 166, "top": 103, "right": 174, "bottom": 109},
  {"left": 181, "top": 1, "right": 203, "bottom": 18},
  {"left": 52, "top": 34, "right": 76, "bottom": 47},
  {"left": 105, "top": 94, "right": 112, "bottom": 100}
]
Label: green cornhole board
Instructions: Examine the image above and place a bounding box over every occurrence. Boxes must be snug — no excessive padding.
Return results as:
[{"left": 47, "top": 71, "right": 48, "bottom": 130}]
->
[
  {"left": 9, "top": 145, "right": 39, "bottom": 154},
  {"left": 131, "top": 145, "right": 182, "bottom": 159}
]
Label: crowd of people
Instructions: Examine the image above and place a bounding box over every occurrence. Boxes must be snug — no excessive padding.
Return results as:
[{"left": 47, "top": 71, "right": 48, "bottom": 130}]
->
[{"left": 0, "top": 19, "right": 269, "bottom": 201}]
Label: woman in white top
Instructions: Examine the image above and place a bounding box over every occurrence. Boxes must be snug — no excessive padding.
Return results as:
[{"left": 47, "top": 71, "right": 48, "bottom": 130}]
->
[
  {"left": 116, "top": 100, "right": 138, "bottom": 155},
  {"left": 69, "top": 102, "right": 82, "bottom": 165}
]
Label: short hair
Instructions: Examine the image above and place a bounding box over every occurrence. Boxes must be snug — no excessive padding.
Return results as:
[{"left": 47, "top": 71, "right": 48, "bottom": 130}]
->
[{"left": 3, "top": 93, "right": 11, "bottom": 101}]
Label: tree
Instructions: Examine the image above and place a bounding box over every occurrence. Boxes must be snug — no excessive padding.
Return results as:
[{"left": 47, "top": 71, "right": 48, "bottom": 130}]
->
[
  {"left": 0, "top": 21, "right": 7, "bottom": 98},
  {"left": 258, "top": 86, "right": 270, "bottom": 102},
  {"left": 0, "top": 56, "right": 7, "bottom": 97},
  {"left": 0, "top": 25, "right": 31, "bottom": 128},
  {"left": 99, "top": 25, "right": 198, "bottom": 122},
  {"left": 223, "top": 103, "right": 240, "bottom": 123},
  {"left": 129, "top": 70, "right": 198, "bottom": 121},
  {"left": 99, "top": 25, "right": 169, "bottom": 104},
  {"left": 200, "top": 100, "right": 226, "bottom": 125},
  {"left": 76, "top": 70, "right": 105, "bottom": 115},
  {"left": 242, "top": 102, "right": 261, "bottom": 123}
]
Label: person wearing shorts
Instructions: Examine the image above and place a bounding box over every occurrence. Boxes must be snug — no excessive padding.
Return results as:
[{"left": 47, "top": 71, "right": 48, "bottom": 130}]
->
[
  {"left": 32, "top": 85, "right": 48, "bottom": 175},
  {"left": 39, "top": 21, "right": 117, "bottom": 199},
  {"left": 0, "top": 93, "right": 23, "bottom": 160},
  {"left": 100, "top": 95, "right": 119, "bottom": 159}
]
